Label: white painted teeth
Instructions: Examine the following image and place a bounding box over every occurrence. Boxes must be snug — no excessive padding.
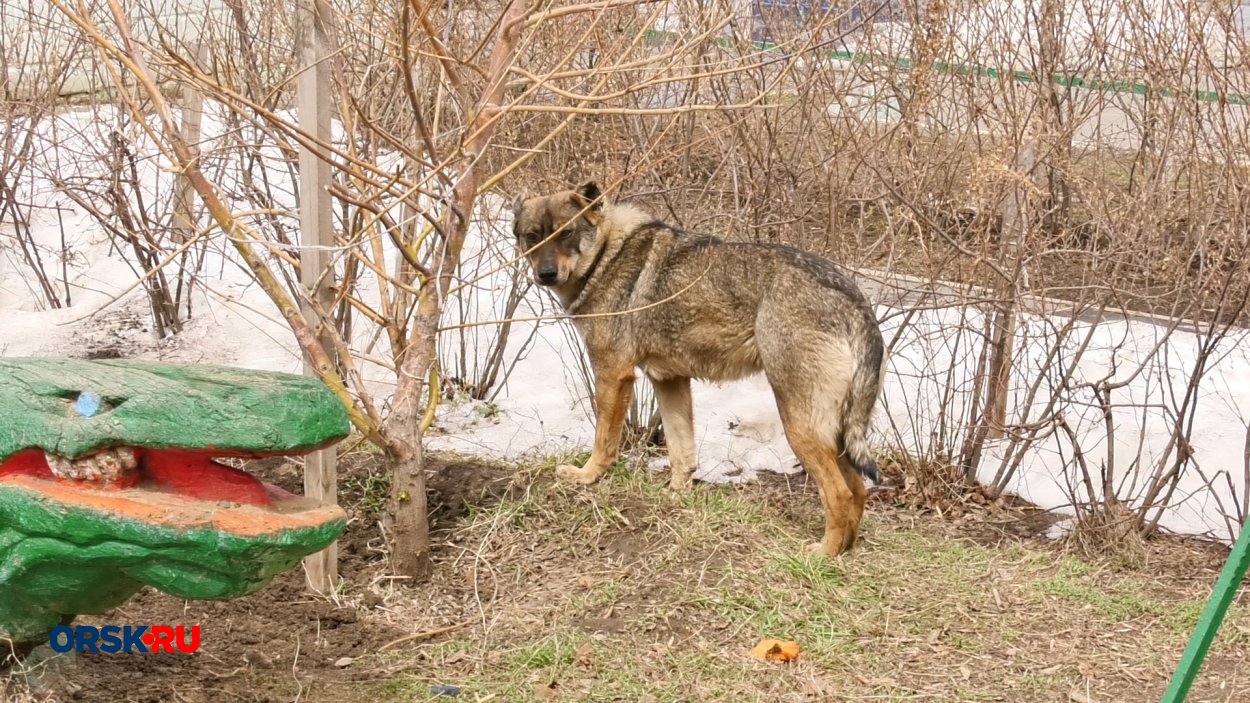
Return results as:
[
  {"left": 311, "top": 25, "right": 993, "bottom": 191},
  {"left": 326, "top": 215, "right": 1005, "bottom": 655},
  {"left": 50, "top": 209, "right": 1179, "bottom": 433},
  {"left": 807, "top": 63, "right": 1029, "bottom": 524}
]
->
[{"left": 44, "top": 447, "right": 139, "bottom": 485}]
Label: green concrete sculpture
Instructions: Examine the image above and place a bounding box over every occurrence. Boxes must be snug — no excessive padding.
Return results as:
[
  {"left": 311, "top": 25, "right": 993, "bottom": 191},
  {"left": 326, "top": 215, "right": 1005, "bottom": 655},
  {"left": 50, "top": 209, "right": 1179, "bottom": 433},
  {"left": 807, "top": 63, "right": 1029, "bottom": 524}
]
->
[{"left": 0, "top": 358, "right": 350, "bottom": 654}]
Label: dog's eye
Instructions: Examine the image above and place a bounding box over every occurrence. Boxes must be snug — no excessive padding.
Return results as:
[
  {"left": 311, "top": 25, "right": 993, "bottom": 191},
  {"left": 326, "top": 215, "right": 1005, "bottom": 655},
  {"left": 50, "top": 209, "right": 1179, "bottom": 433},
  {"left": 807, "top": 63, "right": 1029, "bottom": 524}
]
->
[{"left": 559, "top": 230, "right": 572, "bottom": 240}]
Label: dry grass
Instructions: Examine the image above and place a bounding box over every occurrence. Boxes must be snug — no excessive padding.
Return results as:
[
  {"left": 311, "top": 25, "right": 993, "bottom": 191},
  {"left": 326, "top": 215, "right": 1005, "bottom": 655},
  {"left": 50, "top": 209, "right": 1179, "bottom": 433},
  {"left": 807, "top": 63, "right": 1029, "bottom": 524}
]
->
[
  {"left": 0, "top": 680, "right": 40, "bottom": 703},
  {"left": 1065, "top": 501, "right": 1149, "bottom": 568},
  {"left": 6, "top": 453, "right": 1249, "bottom": 702},
  {"left": 340, "top": 455, "right": 1250, "bottom": 702}
]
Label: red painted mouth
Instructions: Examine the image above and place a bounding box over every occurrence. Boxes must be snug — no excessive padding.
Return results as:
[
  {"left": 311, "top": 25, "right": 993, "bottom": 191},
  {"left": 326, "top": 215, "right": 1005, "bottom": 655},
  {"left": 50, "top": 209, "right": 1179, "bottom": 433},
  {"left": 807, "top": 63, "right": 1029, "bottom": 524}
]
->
[{"left": 0, "top": 448, "right": 293, "bottom": 507}]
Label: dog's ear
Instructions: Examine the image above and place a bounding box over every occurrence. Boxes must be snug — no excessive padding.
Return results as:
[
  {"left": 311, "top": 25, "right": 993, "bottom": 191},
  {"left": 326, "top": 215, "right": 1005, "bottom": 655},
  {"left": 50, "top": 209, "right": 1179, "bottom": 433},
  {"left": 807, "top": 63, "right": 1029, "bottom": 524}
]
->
[
  {"left": 511, "top": 195, "right": 526, "bottom": 218},
  {"left": 572, "top": 181, "right": 604, "bottom": 212}
]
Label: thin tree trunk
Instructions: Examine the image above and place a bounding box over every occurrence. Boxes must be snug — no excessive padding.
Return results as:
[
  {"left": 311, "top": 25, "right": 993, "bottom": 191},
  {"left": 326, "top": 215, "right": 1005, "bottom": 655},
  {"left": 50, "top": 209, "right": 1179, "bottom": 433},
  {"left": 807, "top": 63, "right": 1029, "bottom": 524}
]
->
[{"left": 381, "top": 0, "right": 529, "bottom": 579}]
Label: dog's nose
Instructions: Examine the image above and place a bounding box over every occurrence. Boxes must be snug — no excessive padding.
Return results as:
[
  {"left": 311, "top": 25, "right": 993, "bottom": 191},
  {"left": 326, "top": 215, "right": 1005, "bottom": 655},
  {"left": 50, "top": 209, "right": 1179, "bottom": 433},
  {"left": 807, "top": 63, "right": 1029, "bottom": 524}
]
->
[{"left": 536, "top": 268, "right": 559, "bottom": 285}]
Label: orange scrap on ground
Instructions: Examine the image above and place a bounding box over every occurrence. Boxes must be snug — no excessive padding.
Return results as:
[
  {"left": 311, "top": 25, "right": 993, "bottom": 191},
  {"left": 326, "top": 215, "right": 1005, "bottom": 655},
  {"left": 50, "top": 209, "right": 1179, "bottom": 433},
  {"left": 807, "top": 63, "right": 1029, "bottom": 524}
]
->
[{"left": 751, "top": 638, "right": 801, "bottom": 663}]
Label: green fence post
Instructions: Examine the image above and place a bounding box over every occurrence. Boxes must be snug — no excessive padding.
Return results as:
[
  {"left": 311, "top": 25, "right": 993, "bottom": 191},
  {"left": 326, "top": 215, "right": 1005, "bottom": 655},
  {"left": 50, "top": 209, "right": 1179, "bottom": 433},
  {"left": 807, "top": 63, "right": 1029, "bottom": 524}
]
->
[{"left": 1160, "top": 522, "right": 1250, "bottom": 702}]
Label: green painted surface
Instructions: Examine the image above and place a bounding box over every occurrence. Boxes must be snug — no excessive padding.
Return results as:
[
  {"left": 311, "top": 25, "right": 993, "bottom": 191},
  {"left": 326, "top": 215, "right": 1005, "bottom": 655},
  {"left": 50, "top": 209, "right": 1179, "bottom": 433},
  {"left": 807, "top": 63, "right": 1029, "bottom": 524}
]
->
[
  {"left": 0, "top": 358, "right": 351, "bottom": 649},
  {"left": 1161, "top": 523, "right": 1250, "bottom": 702},
  {"left": 0, "top": 483, "right": 344, "bottom": 645},
  {"left": 0, "top": 357, "right": 349, "bottom": 460}
]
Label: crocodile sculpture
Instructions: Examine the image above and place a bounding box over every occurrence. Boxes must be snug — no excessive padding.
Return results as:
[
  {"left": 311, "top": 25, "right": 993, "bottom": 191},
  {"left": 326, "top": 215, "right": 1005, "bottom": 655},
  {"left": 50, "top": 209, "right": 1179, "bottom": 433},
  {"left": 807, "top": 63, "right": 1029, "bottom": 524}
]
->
[{"left": 0, "top": 358, "right": 350, "bottom": 655}]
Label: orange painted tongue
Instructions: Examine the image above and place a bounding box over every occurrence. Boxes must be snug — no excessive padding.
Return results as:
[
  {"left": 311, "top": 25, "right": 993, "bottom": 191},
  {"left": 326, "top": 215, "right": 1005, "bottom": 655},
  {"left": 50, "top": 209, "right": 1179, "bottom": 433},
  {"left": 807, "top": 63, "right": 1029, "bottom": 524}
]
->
[{"left": 0, "top": 448, "right": 273, "bottom": 506}]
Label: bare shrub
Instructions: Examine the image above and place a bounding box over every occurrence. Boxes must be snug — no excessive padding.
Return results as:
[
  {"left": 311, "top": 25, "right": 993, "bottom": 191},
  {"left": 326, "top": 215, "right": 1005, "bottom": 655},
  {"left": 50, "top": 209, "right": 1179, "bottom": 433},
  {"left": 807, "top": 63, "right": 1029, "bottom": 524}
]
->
[
  {"left": 3, "top": 0, "right": 1246, "bottom": 563},
  {"left": 1066, "top": 500, "right": 1148, "bottom": 566}
]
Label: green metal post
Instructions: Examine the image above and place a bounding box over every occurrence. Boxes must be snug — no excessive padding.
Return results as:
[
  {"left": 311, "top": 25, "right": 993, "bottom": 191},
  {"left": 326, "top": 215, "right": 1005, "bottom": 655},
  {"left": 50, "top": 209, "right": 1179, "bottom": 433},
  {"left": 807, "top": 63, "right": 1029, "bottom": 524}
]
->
[{"left": 1160, "top": 522, "right": 1250, "bottom": 702}]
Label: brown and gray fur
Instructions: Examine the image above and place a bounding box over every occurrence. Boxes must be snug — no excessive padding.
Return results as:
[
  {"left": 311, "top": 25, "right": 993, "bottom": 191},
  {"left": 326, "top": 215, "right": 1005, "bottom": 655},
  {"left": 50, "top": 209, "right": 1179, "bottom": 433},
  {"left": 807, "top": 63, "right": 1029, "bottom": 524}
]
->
[{"left": 512, "top": 182, "right": 885, "bottom": 556}]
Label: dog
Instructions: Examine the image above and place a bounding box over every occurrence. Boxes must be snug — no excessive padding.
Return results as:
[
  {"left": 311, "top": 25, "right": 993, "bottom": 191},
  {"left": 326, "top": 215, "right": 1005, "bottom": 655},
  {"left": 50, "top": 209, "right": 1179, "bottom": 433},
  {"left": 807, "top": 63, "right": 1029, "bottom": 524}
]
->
[{"left": 511, "top": 182, "right": 885, "bottom": 556}]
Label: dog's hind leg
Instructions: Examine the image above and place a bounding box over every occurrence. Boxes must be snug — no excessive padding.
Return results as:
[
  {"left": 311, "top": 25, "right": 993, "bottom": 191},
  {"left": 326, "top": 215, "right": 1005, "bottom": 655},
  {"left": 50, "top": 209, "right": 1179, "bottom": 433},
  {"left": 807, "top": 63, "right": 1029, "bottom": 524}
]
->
[
  {"left": 775, "top": 398, "right": 863, "bottom": 557},
  {"left": 836, "top": 452, "right": 868, "bottom": 542},
  {"left": 557, "top": 362, "right": 636, "bottom": 485},
  {"left": 652, "top": 376, "right": 697, "bottom": 492}
]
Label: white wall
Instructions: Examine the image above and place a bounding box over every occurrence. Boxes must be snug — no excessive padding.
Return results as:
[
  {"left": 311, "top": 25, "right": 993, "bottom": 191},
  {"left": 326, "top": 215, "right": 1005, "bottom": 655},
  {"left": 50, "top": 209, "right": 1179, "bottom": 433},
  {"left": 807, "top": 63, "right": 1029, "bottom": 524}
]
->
[{"left": 2, "top": 0, "right": 230, "bottom": 98}]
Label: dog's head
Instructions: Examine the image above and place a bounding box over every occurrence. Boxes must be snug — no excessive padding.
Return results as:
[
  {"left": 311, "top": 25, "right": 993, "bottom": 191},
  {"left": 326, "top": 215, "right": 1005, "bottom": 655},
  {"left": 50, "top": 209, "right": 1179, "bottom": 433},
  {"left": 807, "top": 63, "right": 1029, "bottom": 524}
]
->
[{"left": 511, "top": 181, "right": 604, "bottom": 287}]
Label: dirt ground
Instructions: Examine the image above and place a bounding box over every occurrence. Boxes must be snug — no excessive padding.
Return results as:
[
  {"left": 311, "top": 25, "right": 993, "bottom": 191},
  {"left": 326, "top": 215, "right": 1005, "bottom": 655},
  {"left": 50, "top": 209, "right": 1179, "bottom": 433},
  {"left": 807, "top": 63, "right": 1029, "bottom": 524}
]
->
[{"left": 4, "top": 450, "right": 1248, "bottom": 703}]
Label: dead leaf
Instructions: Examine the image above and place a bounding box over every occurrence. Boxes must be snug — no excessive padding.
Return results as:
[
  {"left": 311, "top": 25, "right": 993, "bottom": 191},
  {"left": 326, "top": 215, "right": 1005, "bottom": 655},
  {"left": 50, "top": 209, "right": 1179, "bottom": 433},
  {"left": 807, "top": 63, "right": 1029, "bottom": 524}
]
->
[
  {"left": 1038, "top": 664, "right": 1064, "bottom": 675},
  {"left": 750, "top": 638, "right": 800, "bottom": 663},
  {"left": 575, "top": 642, "right": 595, "bottom": 668},
  {"left": 533, "top": 681, "right": 560, "bottom": 700}
]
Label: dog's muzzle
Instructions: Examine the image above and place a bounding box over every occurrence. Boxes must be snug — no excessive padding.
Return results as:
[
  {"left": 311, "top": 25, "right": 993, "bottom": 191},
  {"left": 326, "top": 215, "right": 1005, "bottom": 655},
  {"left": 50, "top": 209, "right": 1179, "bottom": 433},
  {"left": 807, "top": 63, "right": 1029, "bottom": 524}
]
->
[{"left": 536, "top": 268, "right": 560, "bottom": 286}]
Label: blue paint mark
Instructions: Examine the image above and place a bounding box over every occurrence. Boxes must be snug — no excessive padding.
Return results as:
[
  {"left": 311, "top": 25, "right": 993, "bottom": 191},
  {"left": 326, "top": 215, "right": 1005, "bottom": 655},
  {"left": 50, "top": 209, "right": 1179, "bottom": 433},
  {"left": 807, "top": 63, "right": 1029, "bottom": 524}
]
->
[{"left": 75, "top": 390, "right": 103, "bottom": 418}]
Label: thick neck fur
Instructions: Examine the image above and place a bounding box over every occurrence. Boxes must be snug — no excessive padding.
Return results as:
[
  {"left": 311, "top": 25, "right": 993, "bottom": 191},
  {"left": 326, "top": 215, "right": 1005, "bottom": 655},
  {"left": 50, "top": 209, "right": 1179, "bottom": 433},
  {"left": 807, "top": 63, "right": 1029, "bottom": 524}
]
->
[{"left": 554, "top": 202, "right": 654, "bottom": 311}]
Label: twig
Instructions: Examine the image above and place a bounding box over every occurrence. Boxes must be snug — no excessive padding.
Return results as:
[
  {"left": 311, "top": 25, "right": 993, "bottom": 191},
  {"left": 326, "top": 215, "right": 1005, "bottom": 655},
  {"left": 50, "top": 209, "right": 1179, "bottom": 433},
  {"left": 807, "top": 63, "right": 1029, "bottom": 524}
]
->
[{"left": 377, "top": 619, "right": 473, "bottom": 652}]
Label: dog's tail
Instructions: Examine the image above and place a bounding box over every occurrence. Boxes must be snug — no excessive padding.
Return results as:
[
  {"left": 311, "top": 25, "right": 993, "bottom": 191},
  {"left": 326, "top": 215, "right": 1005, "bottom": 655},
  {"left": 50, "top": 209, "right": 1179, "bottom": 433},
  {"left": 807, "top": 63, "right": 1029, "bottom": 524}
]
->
[{"left": 839, "top": 330, "right": 885, "bottom": 483}]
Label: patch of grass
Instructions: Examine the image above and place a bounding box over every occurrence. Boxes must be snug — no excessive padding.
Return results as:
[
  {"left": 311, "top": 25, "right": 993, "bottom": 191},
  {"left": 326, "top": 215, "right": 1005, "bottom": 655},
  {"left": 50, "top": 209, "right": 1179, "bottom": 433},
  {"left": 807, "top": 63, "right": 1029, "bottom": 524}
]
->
[
  {"left": 377, "top": 678, "right": 412, "bottom": 698},
  {"left": 673, "top": 489, "right": 780, "bottom": 548},
  {"left": 1031, "top": 561, "right": 1247, "bottom": 648},
  {"left": 1019, "top": 671, "right": 1074, "bottom": 694},
  {"left": 343, "top": 469, "right": 390, "bottom": 514},
  {"left": 190, "top": 453, "right": 1250, "bottom": 703},
  {"left": 771, "top": 552, "right": 846, "bottom": 588},
  {"left": 509, "top": 637, "right": 579, "bottom": 670},
  {"left": 1034, "top": 573, "right": 1187, "bottom": 624},
  {"left": 476, "top": 401, "right": 502, "bottom": 419},
  {"left": 534, "top": 450, "right": 592, "bottom": 471},
  {"left": 1041, "top": 572, "right": 1195, "bottom": 628}
]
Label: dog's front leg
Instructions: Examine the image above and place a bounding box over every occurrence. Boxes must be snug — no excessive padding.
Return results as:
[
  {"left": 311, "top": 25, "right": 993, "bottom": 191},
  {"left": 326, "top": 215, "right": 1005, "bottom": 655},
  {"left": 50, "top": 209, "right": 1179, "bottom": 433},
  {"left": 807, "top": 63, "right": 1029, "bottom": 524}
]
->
[
  {"left": 556, "top": 364, "right": 636, "bottom": 485},
  {"left": 652, "top": 376, "right": 697, "bottom": 492}
]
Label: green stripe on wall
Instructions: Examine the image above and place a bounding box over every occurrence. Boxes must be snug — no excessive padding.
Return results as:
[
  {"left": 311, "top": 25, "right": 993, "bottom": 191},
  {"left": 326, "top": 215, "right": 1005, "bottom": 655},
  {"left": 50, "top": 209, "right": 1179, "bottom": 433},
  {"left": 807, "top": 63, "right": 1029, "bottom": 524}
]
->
[{"left": 642, "top": 29, "right": 1250, "bottom": 106}]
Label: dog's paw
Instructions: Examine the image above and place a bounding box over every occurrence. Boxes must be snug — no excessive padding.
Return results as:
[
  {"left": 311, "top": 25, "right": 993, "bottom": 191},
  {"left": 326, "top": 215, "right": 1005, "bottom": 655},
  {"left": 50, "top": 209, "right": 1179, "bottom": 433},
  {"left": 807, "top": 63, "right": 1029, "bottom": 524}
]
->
[
  {"left": 807, "top": 532, "right": 856, "bottom": 558},
  {"left": 663, "top": 484, "right": 691, "bottom": 503},
  {"left": 555, "top": 463, "right": 601, "bottom": 485},
  {"left": 806, "top": 539, "right": 848, "bottom": 559},
  {"left": 668, "top": 475, "right": 694, "bottom": 493}
]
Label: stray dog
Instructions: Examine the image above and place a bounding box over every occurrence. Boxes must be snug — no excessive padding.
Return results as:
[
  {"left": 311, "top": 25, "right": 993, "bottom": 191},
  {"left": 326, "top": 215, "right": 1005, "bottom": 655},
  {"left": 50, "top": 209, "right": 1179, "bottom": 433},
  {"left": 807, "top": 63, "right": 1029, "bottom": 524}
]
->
[{"left": 511, "top": 182, "right": 885, "bottom": 556}]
